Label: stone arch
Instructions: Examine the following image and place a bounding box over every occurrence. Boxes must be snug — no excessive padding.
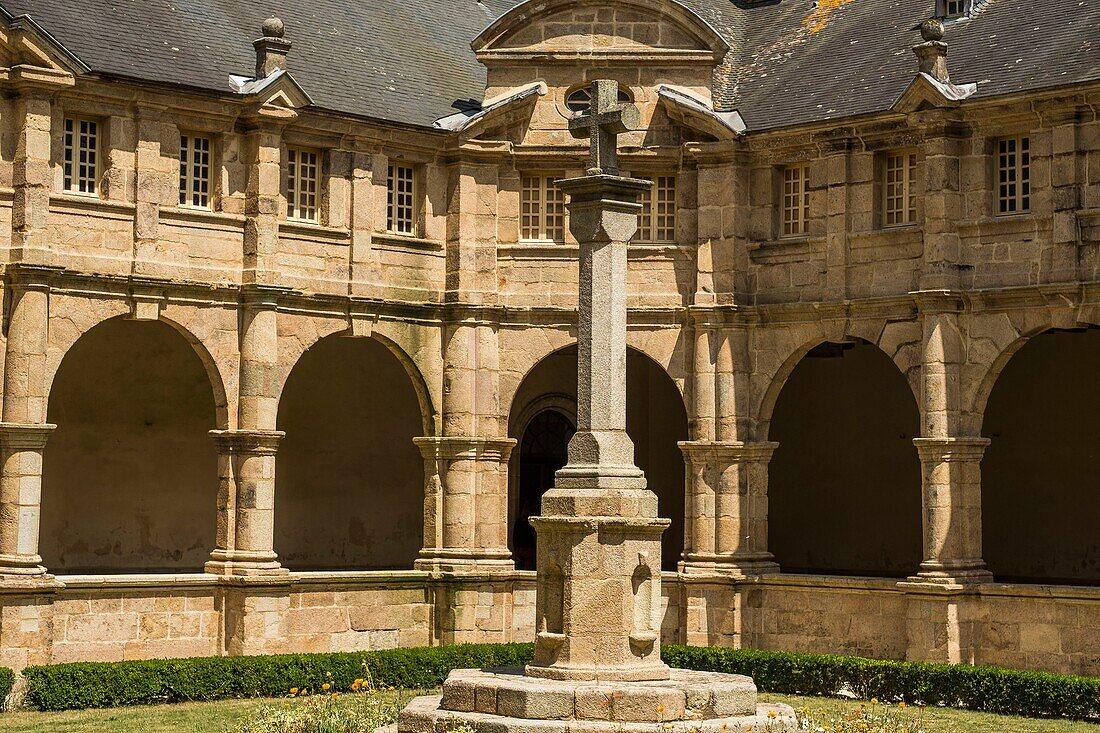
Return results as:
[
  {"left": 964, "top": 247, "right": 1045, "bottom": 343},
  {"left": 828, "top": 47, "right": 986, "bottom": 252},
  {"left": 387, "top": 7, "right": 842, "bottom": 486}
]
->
[
  {"left": 276, "top": 318, "right": 437, "bottom": 437},
  {"left": 40, "top": 316, "right": 220, "bottom": 572},
  {"left": 765, "top": 337, "right": 923, "bottom": 577},
  {"left": 755, "top": 323, "right": 920, "bottom": 442},
  {"left": 506, "top": 344, "right": 688, "bottom": 570},
  {"left": 979, "top": 326, "right": 1100, "bottom": 584},
  {"left": 274, "top": 333, "right": 426, "bottom": 570}
]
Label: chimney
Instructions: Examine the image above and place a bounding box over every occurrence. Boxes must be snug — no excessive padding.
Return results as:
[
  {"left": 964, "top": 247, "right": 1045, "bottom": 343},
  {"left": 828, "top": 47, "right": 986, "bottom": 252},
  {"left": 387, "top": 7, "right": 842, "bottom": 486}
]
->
[
  {"left": 912, "top": 18, "right": 950, "bottom": 84},
  {"left": 254, "top": 17, "right": 291, "bottom": 78}
]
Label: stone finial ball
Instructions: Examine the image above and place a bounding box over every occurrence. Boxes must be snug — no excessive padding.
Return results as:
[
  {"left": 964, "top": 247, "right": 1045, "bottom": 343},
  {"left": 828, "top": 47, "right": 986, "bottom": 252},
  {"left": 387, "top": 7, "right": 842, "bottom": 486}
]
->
[
  {"left": 921, "top": 18, "right": 945, "bottom": 42},
  {"left": 262, "top": 16, "right": 285, "bottom": 38}
]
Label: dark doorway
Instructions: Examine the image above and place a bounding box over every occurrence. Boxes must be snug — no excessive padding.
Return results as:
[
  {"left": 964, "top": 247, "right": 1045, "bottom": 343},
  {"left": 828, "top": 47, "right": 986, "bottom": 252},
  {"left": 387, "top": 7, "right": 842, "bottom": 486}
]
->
[{"left": 514, "top": 410, "right": 575, "bottom": 570}]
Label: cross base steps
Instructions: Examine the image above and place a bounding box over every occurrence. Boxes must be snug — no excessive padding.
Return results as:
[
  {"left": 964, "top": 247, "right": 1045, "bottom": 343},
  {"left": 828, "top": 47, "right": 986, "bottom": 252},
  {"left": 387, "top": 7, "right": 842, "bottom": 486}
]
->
[{"left": 397, "top": 669, "right": 796, "bottom": 733}]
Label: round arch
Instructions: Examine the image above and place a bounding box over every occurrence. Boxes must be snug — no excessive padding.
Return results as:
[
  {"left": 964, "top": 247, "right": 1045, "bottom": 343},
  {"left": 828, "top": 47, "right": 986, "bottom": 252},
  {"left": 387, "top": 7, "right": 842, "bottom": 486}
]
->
[
  {"left": 980, "top": 327, "right": 1100, "bottom": 584},
  {"left": 275, "top": 333, "right": 426, "bottom": 570},
  {"left": 506, "top": 344, "right": 688, "bottom": 570},
  {"left": 41, "top": 316, "right": 220, "bottom": 572},
  {"left": 766, "top": 338, "right": 923, "bottom": 577}
]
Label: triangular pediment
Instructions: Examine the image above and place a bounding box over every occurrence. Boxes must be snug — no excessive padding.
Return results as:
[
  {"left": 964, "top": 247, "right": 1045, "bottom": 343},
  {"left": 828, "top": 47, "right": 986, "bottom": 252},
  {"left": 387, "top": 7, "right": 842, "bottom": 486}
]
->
[
  {"left": 229, "top": 69, "right": 312, "bottom": 110},
  {"left": 892, "top": 73, "right": 976, "bottom": 113},
  {"left": 435, "top": 81, "right": 546, "bottom": 136},
  {"left": 657, "top": 85, "right": 744, "bottom": 139},
  {"left": 0, "top": 11, "right": 87, "bottom": 79}
]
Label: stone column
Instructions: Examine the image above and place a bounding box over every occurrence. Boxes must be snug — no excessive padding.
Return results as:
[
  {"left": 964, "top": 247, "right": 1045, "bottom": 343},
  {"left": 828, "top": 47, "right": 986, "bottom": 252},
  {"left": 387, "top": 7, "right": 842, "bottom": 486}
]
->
[
  {"left": 416, "top": 160, "right": 516, "bottom": 574},
  {"left": 911, "top": 303, "right": 991, "bottom": 585},
  {"left": 0, "top": 266, "right": 59, "bottom": 581},
  {"left": 204, "top": 429, "right": 285, "bottom": 576},
  {"left": 901, "top": 300, "right": 990, "bottom": 666},
  {"left": 528, "top": 171, "right": 669, "bottom": 682}
]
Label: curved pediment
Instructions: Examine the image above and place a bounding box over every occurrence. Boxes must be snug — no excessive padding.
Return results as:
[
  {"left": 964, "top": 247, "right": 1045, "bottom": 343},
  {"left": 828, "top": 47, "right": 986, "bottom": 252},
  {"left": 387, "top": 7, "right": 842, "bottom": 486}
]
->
[{"left": 473, "top": 0, "right": 728, "bottom": 64}]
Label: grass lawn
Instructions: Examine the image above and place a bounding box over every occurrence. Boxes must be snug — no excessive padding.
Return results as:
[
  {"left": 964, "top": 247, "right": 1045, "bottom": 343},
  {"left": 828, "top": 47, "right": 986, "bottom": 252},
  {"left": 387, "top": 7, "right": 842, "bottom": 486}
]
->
[{"left": 1, "top": 691, "right": 1095, "bottom": 732}]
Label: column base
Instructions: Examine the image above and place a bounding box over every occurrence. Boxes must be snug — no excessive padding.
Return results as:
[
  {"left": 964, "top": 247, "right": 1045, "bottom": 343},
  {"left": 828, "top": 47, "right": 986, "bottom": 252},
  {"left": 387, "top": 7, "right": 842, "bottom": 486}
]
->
[
  {"left": 415, "top": 548, "right": 515, "bottom": 574},
  {"left": 0, "top": 552, "right": 48, "bottom": 578},
  {"left": 679, "top": 553, "right": 780, "bottom": 579},
  {"left": 205, "top": 550, "right": 288, "bottom": 578},
  {"left": 908, "top": 559, "right": 993, "bottom": 587}
]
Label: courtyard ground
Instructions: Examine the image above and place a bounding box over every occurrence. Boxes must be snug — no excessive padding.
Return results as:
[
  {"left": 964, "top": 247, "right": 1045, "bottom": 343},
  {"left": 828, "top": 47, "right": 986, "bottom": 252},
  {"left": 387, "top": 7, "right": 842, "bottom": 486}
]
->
[{"left": 0, "top": 689, "right": 1095, "bottom": 732}]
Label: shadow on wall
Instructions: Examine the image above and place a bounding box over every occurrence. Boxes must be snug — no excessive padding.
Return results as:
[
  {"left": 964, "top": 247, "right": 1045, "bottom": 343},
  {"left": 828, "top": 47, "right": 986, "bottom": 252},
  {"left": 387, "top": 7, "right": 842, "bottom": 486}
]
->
[
  {"left": 982, "top": 328, "right": 1100, "bottom": 585},
  {"left": 508, "top": 345, "right": 687, "bottom": 571},
  {"left": 768, "top": 339, "right": 923, "bottom": 578},
  {"left": 275, "top": 335, "right": 424, "bottom": 570},
  {"left": 41, "top": 318, "right": 218, "bottom": 573}
]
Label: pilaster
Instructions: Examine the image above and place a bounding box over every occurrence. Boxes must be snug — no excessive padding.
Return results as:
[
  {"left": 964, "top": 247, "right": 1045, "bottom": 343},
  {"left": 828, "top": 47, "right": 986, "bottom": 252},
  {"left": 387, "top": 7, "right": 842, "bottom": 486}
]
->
[
  {"left": 917, "top": 114, "right": 969, "bottom": 291},
  {"left": 241, "top": 107, "right": 296, "bottom": 285},
  {"left": 131, "top": 104, "right": 172, "bottom": 277},
  {"left": 9, "top": 66, "right": 72, "bottom": 265}
]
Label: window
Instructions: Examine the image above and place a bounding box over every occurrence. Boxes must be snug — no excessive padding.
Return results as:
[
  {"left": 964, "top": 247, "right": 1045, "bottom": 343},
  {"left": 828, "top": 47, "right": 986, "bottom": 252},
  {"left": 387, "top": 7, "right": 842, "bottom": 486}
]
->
[
  {"left": 997, "top": 136, "right": 1030, "bottom": 215},
  {"left": 781, "top": 163, "right": 810, "bottom": 237},
  {"left": 387, "top": 162, "right": 416, "bottom": 235},
  {"left": 636, "top": 175, "right": 677, "bottom": 243},
  {"left": 521, "top": 174, "right": 565, "bottom": 242},
  {"left": 286, "top": 146, "right": 319, "bottom": 222},
  {"left": 179, "top": 134, "right": 211, "bottom": 208},
  {"left": 566, "top": 84, "right": 631, "bottom": 113},
  {"left": 62, "top": 117, "right": 99, "bottom": 194},
  {"left": 881, "top": 151, "right": 917, "bottom": 227},
  {"left": 938, "top": 0, "right": 969, "bottom": 18}
]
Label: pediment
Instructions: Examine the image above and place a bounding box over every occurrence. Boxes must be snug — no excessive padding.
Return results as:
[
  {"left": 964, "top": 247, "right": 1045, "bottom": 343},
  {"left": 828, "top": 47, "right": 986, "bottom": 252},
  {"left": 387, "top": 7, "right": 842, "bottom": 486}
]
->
[
  {"left": 657, "top": 85, "right": 744, "bottom": 139},
  {"left": 473, "top": 0, "right": 728, "bottom": 63},
  {"left": 0, "top": 11, "right": 87, "bottom": 80},
  {"left": 892, "top": 73, "right": 976, "bottom": 113},
  {"left": 229, "top": 69, "right": 312, "bottom": 110}
]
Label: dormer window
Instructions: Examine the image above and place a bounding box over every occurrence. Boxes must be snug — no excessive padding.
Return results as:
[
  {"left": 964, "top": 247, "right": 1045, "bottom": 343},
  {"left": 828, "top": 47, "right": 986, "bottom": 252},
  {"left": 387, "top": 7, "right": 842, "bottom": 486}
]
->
[
  {"left": 938, "top": 0, "right": 970, "bottom": 18},
  {"left": 566, "top": 84, "right": 631, "bottom": 113}
]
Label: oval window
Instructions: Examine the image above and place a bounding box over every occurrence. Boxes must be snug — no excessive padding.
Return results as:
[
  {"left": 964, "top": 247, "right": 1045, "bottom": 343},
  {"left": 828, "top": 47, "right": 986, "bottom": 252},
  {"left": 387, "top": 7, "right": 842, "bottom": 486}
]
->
[{"left": 565, "top": 85, "right": 631, "bottom": 113}]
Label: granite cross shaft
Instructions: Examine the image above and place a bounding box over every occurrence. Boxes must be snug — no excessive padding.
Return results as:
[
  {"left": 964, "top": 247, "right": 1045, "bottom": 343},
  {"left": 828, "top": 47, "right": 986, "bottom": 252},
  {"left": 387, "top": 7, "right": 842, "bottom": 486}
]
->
[{"left": 568, "top": 79, "right": 640, "bottom": 176}]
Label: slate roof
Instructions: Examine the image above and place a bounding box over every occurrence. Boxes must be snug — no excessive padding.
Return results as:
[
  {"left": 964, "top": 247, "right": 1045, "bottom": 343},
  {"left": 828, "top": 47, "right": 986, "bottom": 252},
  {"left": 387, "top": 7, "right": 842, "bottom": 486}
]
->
[{"left": 2, "top": 0, "right": 1097, "bottom": 132}]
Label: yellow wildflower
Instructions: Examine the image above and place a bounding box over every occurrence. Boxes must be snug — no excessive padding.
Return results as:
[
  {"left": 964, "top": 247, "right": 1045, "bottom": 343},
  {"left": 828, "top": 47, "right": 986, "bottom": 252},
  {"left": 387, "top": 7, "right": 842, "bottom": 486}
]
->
[
  {"left": 898, "top": 701, "right": 906, "bottom": 708},
  {"left": 656, "top": 705, "right": 666, "bottom": 714},
  {"left": 322, "top": 683, "right": 331, "bottom": 691},
  {"left": 870, "top": 698, "right": 878, "bottom": 705},
  {"left": 290, "top": 687, "right": 299, "bottom": 695},
  {"left": 332, "top": 692, "right": 339, "bottom": 700},
  {"left": 767, "top": 710, "right": 777, "bottom": 720}
]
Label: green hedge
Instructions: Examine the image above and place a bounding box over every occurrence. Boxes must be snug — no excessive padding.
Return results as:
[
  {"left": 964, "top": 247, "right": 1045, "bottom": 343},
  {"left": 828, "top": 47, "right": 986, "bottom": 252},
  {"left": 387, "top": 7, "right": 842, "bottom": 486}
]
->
[
  {"left": 22, "top": 643, "right": 534, "bottom": 712},
  {"left": 18, "top": 643, "right": 1100, "bottom": 720},
  {"left": 663, "top": 645, "right": 1100, "bottom": 721},
  {"left": 0, "top": 666, "right": 13, "bottom": 708}
]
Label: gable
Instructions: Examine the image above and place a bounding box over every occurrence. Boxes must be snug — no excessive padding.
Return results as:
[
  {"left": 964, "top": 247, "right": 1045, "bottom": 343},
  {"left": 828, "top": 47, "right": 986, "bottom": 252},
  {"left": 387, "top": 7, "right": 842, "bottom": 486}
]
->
[{"left": 474, "top": 0, "right": 729, "bottom": 63}]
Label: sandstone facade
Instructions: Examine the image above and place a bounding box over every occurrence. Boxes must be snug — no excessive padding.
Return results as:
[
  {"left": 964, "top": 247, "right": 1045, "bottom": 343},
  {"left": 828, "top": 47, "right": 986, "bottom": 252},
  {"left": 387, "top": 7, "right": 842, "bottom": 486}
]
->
[{"left": 0, "top": 0, "right": 1098, "bottom": 687}]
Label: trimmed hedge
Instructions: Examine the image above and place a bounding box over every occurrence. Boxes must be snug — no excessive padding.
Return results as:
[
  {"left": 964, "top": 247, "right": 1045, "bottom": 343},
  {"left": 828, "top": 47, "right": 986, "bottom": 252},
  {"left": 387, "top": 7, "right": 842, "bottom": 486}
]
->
[
  {"left": 663, "top": 645, "right": 1100, "bottom": 721},
  {"left": 18, "top": 643, "right": 1100, "bottom": 720},
  {"left": 0, "top": 666, "right": 13, "bottom": 708},
  {"left": 22, "top": 643, "right": 534, "bottom": 712}
]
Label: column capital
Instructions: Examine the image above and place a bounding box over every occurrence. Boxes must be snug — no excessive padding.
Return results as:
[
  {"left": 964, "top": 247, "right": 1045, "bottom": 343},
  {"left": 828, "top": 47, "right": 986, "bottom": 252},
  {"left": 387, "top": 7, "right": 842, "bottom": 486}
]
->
[
  {"left": 413, "top": 435, "right": 515, "bottom": 462},
  {"left": 0, "top": 422, "right": 56, "bottom": 450},
  {"left": 5, "top": 263, "right": 63, "bottom": 291},
  {"left": 8, "top": 64, "right": 74, "bottom": 93},
  {"left": 679, "top": 440, "right": 778, "bottom": 463},
  {"left": 239, "top": 283, "right": 293, "bottom": 309},
  {"left": 910, "top": 290, "right": 965, "bottom": 314},
  {"left": 912, "top": 437, "right": 990, "bottom": 461},
  {"left": 209, "top": 429, "right": 284, "bottom": 455}
]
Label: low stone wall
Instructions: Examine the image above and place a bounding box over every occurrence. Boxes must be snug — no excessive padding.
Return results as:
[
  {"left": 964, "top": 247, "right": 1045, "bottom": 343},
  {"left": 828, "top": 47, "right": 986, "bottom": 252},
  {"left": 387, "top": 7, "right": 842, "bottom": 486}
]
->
[{"left": 1, "top": 571, "right": 1097, "bottom": 678}]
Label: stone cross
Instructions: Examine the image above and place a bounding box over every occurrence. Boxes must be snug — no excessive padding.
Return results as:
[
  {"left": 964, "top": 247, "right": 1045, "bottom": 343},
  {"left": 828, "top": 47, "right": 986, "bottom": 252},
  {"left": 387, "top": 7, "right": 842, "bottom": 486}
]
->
[
  {"left": 524, "top": 83, "right": 667, "bottom": 682},
  {"left": 568, "top": 79, "right": 640, "bottom": 177}
]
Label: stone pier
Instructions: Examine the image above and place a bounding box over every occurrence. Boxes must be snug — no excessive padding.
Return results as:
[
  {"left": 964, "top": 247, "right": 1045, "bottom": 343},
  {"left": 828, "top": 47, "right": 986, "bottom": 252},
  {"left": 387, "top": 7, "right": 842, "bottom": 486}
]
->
[{"left": 397, "top": 80, "right": 794, "bottom": 733}]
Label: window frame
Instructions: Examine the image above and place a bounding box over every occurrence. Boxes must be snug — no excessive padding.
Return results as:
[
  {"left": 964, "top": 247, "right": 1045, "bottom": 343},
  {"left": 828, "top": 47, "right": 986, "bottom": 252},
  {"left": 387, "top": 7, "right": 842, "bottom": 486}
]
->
[
  {"left": 179, "top": 132, "right": 213, "bottom": 210},
  {"left": 780, "top": 163, "right": 810, "bottom": 238},
  {"left": 635, "top": 174, "right": 677, "bottom": 244},
  {"left": 880, "top": 149, "right": 918, "bottom": 228},
  {"left": 62, "top": 115, "right": 101, "bottom": 196},
  {"left": 520, "top": 173, "right": 566, "bottom": 243},
  {"left": 995, "top": 135, "right": 1031, "bottom": 217},
  {"left": 286, "top": 145, "right": 321, "bottom": 223},
  {"left": 386, "top": 161, "right": 418, "bottom": 236},
  {"left": 938, "top": 0, "right": 970, "bottom": 18}
]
